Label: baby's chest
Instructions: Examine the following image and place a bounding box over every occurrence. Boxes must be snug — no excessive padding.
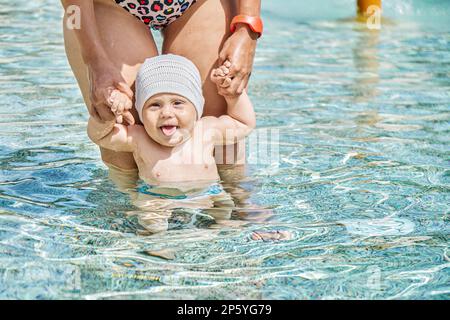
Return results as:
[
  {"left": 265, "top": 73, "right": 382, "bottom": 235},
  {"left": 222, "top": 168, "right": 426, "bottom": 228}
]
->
[
  {"left": 136, "top": 150, "right": 217, "bottom": 182},
  {"left": 152, "top": 160, "right": 216, "bottom": 181}
]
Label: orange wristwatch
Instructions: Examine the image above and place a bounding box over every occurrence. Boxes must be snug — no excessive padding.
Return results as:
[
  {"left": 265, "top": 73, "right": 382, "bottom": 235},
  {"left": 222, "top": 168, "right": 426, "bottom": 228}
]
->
[{"left": 230, "top": 15, "right": 264, "bottom": 38}]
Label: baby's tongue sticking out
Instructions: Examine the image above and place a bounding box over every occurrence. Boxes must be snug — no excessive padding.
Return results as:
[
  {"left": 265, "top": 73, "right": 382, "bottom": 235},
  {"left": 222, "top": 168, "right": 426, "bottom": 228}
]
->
[{"left": 161, "top": 125, "right": 177, "bottom": 136}]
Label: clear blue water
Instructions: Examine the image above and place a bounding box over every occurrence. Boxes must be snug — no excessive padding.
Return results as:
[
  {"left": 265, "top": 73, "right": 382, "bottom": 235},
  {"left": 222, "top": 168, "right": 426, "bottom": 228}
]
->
[{"left": 0, "top": 0, "right": 449, "bottom": 299}]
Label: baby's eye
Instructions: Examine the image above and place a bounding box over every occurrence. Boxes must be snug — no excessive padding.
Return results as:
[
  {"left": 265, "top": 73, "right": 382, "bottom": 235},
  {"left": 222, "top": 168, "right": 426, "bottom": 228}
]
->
[
  {"left": 173, "top": 100, "right": 185, "bottom": 107},
  {"left": 149, "top": 103, "right": 160, "bottom": 109}
]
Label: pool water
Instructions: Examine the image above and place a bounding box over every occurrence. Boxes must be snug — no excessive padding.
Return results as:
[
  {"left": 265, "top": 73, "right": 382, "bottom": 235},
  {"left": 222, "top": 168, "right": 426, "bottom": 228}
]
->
[{"left": 0, "top": 0, "right": 449, "bottom": 299}]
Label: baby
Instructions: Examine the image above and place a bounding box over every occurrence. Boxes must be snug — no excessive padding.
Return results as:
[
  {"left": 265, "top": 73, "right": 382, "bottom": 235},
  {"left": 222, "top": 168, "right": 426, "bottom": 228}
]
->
[{"left": 87, "top": 54, "right": 255, "bottom": 184}]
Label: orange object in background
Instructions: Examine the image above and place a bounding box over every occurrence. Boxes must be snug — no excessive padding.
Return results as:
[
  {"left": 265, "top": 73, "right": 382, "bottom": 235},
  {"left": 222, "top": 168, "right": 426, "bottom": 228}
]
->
[{"left": 357, "top": 0, "right": 382, "bottom": 16}]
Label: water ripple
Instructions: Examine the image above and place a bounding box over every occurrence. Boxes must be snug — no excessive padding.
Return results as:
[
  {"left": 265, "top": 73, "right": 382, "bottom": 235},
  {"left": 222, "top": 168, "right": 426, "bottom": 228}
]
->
[{"left": 0, "top": 0, "right": 449, "bottom": 299}]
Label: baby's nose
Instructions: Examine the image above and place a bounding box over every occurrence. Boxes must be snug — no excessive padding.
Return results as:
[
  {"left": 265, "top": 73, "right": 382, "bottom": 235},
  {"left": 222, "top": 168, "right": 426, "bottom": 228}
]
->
[{"left": 160, "top": 105, "right": 174, "bottom": 117}]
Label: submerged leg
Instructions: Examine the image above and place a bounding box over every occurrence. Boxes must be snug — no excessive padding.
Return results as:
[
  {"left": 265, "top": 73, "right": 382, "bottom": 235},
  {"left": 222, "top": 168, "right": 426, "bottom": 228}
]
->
[{"left": 250, "top": 230, "right": 294, "bottom": 242}]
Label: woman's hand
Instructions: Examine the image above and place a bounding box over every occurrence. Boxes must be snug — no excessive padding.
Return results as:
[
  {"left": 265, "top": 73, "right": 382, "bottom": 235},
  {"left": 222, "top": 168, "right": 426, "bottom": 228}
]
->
[
  {"left": 87, "top": 58, "right": 134, "bottom": 124},
  {"left": 218, "top": 25, "right": 258, "bottom": 97}
]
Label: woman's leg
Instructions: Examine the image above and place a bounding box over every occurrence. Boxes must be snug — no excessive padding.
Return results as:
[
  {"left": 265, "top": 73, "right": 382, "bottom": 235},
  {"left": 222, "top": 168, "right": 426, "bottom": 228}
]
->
[
  {"left": 63, "top": 0, "right": 158, "bottom": 169},
  {"left": 161, "top": 0, "right": 236, "bottom": 118}
]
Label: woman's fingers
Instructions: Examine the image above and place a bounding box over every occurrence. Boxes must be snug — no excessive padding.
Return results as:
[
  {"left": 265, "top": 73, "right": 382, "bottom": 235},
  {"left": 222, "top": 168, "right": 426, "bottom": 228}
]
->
[
  {"left": 95, "top": 102, "right": 116, "bottom": 121},
  {"left": 88, "top": 103, "right": 101, "bottom": 121},
  {"left": 224, "top": 74, "right": 245, "bottom": 96},
  {"left": 236, "top": 76, "right": 249, "bottom": 94},
  {"left": 221, "top": 64, "right": 248, "bottom": 95},
  {"left": 220, "top": 77, "right": 232, "bottom": 88},
  {"left": 116, "top": 81, "right": 134, "bottom": 99}
]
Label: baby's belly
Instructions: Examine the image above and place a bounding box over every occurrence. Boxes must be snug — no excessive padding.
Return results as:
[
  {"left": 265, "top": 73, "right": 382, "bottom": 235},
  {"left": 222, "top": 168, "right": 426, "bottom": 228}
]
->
[{"left": 137, "top": 163, "right": 220, "bottom": 184}]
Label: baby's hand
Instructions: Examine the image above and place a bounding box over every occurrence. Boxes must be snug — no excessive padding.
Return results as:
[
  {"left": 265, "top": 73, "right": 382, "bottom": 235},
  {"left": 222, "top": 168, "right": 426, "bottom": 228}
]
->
[
  {"left": 107, "top": 90, "right": 135, "bottom": 125},
  {"left": 210, "top": 60, "right": 232, "bottom": 91}
]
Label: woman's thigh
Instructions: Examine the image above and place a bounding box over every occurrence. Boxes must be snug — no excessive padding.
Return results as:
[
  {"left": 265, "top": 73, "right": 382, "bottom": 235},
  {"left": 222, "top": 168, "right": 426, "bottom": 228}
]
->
[
  {"left": 161, "top": 0, "right": 237, "bottom": 117},
  {"left": 63, "top": 0, "right": 158, "bottom": 169}
]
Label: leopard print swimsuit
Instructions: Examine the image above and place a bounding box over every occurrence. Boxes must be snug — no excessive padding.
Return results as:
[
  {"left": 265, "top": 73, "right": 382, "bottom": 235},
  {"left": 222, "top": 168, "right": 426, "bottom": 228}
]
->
[{"left": 115, "top": 0, "right": 197, "bottom": 30}]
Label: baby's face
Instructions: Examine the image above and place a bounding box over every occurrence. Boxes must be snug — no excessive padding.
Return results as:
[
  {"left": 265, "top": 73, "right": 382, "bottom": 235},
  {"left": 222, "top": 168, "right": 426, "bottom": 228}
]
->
[{"left": 141, "top": 93, "right": 197, "bottom": 147}]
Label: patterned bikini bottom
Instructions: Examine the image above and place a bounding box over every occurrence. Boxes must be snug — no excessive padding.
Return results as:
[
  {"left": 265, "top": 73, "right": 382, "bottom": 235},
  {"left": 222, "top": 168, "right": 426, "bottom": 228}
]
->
[{"left": 115, "top": 0, "right": 197, "bottom": 30}]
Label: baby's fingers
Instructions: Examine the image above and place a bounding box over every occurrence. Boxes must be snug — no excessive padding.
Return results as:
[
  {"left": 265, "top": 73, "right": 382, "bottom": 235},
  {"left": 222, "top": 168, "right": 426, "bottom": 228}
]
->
[
  {"left": 210, "top": 69, "right": 221, "bottom": 83},
  {"left": 118, "top": 91, "right": 133, "bottom": 110},
  {"left": 112, "top": 98, "right": 125, "bottom": 120},
  {"left": 111, "top": 94, "right": 125, "bottom": 124},
  {"left": 215, "top": 67, "right": 227, "bottom": 77},
  {"left": 219, "top": 65, "right": 230, "bottom": 76},
  {"left": 109, "top": 90, "right": 119, "bottom": 112},
  {"left": 116, "top": 94, "right": 130, "bottom": 117},
  {"left": 124, "top": 95, "right": 133, "bottom": 110},
  {"left": 123, "top": 111, "right": 135, "bottom": 126}
]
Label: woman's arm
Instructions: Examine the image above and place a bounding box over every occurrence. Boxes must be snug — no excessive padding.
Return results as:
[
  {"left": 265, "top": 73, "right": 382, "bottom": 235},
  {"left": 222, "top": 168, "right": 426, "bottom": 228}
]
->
[
  {"left": 62, "top": 0, "right": 108, "bottom": 65},
  {"left": 238, "top": 0, "right": 261, "bottom": 19},
  {"left": 61, "top": 0, "right": 133, "bottom": 122},
  {"left": 218, "top": 0, "right": 261, "bottom": 97}
]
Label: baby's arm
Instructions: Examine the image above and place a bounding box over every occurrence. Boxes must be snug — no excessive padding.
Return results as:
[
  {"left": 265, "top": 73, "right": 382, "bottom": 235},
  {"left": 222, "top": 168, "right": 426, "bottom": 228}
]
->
[
  {"left": 204, "top": 67, "right": 256, "bottom": 145},
  {"left": 87, "top": 90, "right": 138, "bottom": 152},
  {"left": 87, "top": 117, "right": 137, "bottom": 152}
]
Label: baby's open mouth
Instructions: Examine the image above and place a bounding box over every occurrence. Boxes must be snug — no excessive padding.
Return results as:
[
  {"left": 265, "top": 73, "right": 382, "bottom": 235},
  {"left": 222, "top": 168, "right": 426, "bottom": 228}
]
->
[{"left": 160, "top": 125, "right": 178, "bottom": 137}]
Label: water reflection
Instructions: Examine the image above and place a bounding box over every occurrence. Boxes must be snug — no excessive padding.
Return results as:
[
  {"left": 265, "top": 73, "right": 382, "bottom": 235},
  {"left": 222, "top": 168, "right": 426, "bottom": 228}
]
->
[
  {"left": 352, "top": 27, "right": 380, "bottom": 102},
  {"left": 106, "top": 163, "right": 273, "bottom": 235},
  {"left": 1, "top": 0, "right": 449, "bottom": 299}
]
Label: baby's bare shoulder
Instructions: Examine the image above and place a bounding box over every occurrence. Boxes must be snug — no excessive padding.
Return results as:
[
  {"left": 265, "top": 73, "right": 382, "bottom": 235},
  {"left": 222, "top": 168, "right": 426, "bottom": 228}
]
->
[
  {"left": 196, "top": 117, "right": 222, "bottom": 135},
  {"left": 198, "top": 116, "right": 218, "bottom": 127},
  {"left": 192, "top": 119, "right": 218, "bottom": 149},
  {"left": 127, "top": 124, "right": 146, "bottom": 135},
  {"left": 128, "top": 125, "right": 157, "bottom": 151}
]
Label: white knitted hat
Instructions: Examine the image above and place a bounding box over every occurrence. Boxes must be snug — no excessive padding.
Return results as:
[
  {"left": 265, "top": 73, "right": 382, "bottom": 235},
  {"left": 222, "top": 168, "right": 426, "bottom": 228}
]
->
[{"left": 135, "top": 54, "right": 204, "bottom": 121}]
